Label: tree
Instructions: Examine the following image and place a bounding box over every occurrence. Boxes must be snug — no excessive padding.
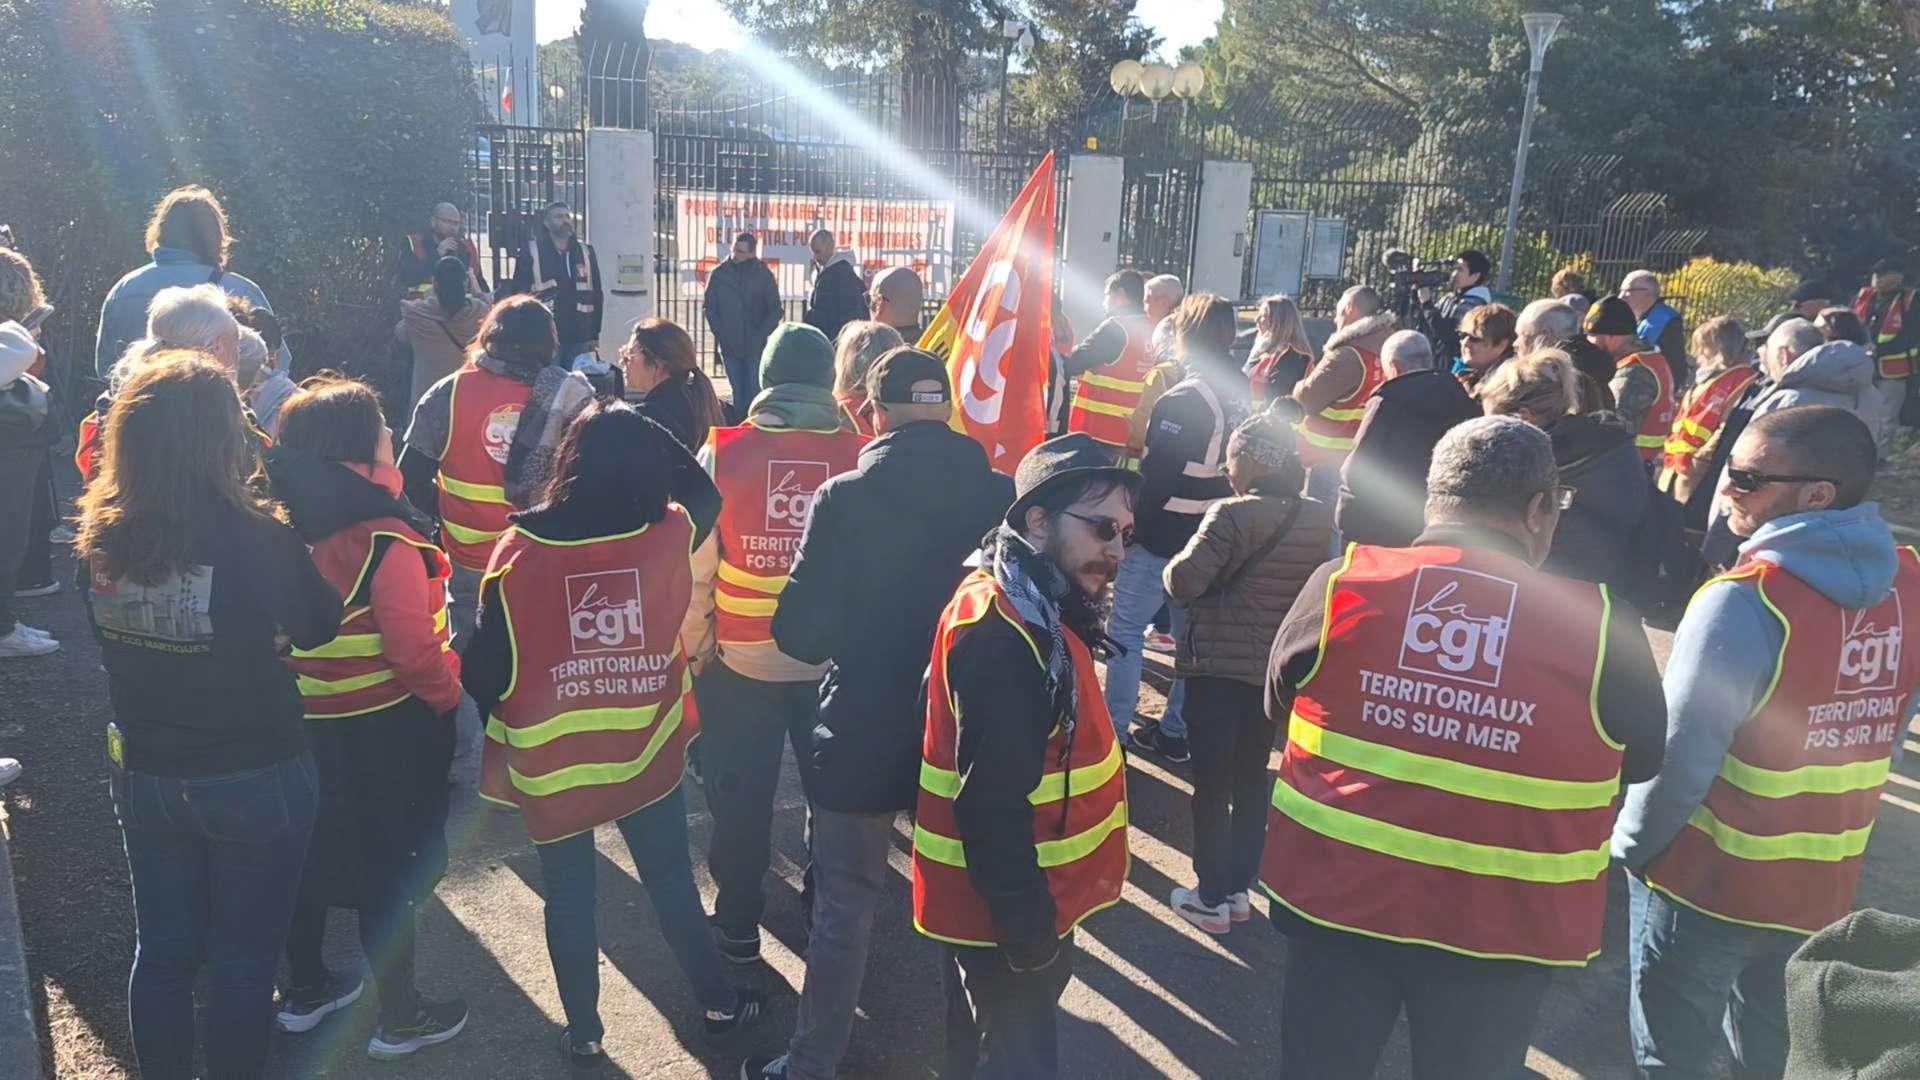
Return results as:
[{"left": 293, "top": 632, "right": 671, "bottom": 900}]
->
[{"left": 1007, "top": 0, "right": 1159, "bottom": 145}]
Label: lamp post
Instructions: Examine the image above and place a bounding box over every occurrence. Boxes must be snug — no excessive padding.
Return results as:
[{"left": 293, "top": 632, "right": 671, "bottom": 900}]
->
[
  {"left": 1495, "top": 12, "right": 1564, "bottom": 293},
  {"left": 1107, "top": 59, "right": 1204, "bottom": 152},
  {"left": 997, "top": 19, "right": 1032, "bottom": 149}
]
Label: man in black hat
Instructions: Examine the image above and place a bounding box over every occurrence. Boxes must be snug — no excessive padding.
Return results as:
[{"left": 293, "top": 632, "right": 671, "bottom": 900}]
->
[
  {"left": 1851, "top": 256, "right": 1919, "bottom": 444},
  {"left": 747, "top": 349, "right": 1011, "bottom": 1080},
  {"left": 1412, "top": 249, "right": 1492, "bottom": 368},
  {"left": 1587, "top": 295, "right": 1677, "bottom": 454},
  {"left": 906, "top": 432, "right": 1136, "bottom": 1079}
]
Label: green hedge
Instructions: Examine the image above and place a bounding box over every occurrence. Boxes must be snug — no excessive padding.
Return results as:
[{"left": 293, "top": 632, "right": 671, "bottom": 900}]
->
[{"left": 0, "top": 0, "right": 475, "bottom": 388}]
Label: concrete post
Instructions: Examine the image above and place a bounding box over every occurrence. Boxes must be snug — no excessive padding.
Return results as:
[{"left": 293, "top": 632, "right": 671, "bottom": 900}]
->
[
  {"left": 1061, "top": 153, "right": 1123, "bottom": 342},
  {"left": 1191, "top": 160, "right": 1253, "bottom": 301},
  {"left": 586, "top": 127, "right": 656, "bottom": 357}
]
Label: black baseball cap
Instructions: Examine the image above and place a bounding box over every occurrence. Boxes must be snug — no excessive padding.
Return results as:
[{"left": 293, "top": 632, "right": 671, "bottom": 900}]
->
[{"left": 866, "top": 346, "right": 952, "bottom": 406}]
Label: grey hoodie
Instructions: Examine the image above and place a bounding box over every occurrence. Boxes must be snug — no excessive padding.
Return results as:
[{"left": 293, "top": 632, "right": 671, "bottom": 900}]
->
[
  {"left": 1753, "top": 340, "right": 1876, "bottom": 420},
  {"left": 1612, "top": 503, "right": 1910, "bottom": 869}
]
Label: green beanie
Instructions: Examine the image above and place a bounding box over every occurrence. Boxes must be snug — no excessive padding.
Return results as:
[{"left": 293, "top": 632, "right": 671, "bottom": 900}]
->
[{"left": 759, "top": 322, "right": 835, "bottom": 389}]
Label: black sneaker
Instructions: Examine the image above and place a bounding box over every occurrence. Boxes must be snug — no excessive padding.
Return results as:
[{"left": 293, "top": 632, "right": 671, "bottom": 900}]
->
[
  {"left": 559, "top": 1028, "right": 607, "bottom": 1071},
  {"left": 274, "top": 971, "right": 364, "bottom": 1033},
  {"left": 1129, "top": 722, "right": 1191, "bottom": 764},
  {"left": 366, "top": 998, "right": 468, "bottom": 1060},
  {"left": 713, "top": 923, "right": 762, "bottom": 965},
  {"left": 704, "top": 987, "right": 766, "bottom": 1046},
  {"left": 741, "top": 1053, "right": 790, "bottom": 1078}
]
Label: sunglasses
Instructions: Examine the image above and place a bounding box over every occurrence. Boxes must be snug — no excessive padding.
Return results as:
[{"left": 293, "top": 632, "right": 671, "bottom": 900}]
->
[
  {"left": 1545, "top": 485, "right": 1577, "bottom": 511},
  {"left": 1062, "top": 510, "right": 1135, "bottom": 546},
  {"left": 1726, "top": 467, "right": 1836, "bottom": 494}
]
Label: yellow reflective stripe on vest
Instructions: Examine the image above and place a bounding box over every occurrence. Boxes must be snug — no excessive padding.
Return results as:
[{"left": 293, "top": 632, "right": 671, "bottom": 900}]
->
[
  {"left": 293, "top": 633, "right": 383, "bottom": 660},
  {"left": 1072, "top": 396, "right": 1135, "bottom": 418},
  {"left": 441, "top": 517, "right": 506, "bottom": 545},
  {"left": 715, "top": 592, "right": 779, "bottom": 617},
  {"left": 487, "top": 695, "right": 683, "bottom": 750},
  {"left": 1288, "top": 716, "right": 1619, "bottom": 810},
  {"left": 1079, "top": 371, "right": 1147, "bottom": 393},
  {"left": 1292, "top": 422, "right": 1354, "bottom": 452},
  {"left": 1321, "top": 405, "right": 1367, "bottom": 422},
  {"left": 717, "top": 561, "right": 787, "bottom": 595},
  {"left": 439, "top": 472, "right": 510, "bottom": 504},
  {"left": 1634, "top": 433, "right": 1665, "bottom": 448},
  {"left": 1271, "top": 780, "right": 1609, "bottom": 883},
  {"left": 1716, "top": 754, "right": 1891, "bottom": 799},
  {"left": 1683, "top": 804, "right": 1874, "bottom": 862},
  {"left": 919, "top": 737, "right": 1124, "bottom": 805},
  {"left": 912, "top": 799, "right": 1128, "bottom": 869},
  {"left": 296, "top": 667, "right": 398, "bottom": 696},
  {"left": 506, "top": 697, "right": 687, "bottom": 797}
]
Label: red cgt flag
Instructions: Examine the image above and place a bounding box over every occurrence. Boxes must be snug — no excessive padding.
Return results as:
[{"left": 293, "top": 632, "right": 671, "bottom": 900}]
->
[{"left": 917, "top": 153, "right": 1055, "bottom": 475}]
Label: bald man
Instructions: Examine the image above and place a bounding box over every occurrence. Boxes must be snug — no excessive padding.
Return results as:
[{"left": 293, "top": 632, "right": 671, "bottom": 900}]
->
[
  {"left": 803, "top": 229, "right": 869, "bottom": 344},
  {"left": 868, "top": 266, "right": 925, "bottom": 340},
  {"left": 1619, "top": 269, "right": 1689, "bottom": 388},
  {"left": 395, "top": 202, "right": 485, "bottom": 300}
]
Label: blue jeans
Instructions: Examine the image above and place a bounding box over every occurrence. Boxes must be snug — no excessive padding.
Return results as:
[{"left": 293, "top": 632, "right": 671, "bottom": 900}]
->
[
  {"left": 1627, "top": 874, "right": 1799, "bottom": 1079},
  {"left": 720, "top": 348, "right": 761, "bottom": 421},
  {"left": 1306, "top": 464, "right": 1344, "bottom": 556},
  {"left": 113, "top": 752, "right": 319, "bottom": 1080},
  {"left": 533, "top": 784, "right": 733, "bottom": 1043},
  {"left": 1102, "top": 545, "right": 1185, "bottom": 738}
]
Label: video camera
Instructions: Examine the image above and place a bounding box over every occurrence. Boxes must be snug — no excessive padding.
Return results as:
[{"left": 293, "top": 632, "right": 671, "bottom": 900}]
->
[{"left": 1380, "top": 248, "right": 1450, "bottom": 321}]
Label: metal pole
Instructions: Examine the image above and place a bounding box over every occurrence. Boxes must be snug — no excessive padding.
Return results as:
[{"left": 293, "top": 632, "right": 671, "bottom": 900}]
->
[
  {"left": 1496, "top": 64, "right": 1543, "bottom": 293},
  {"left": 998, "top": 38, "right": 1012, "bottom": 149}
]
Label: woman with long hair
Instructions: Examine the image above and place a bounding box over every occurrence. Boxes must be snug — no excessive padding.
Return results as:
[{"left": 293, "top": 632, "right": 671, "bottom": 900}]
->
[
  {"left": 76, "top": 353, "right": 343, "bottom": 1080},
  {"left": 1246, "top": 294, "right": 1314, "bottom": 404},
  {"left": 620, "top": 317, "right": 727, "bottom": 450},
  {"left": 263, "top": 374, "right": 467, "bottom": 1058},
  {"left": 460, "top": 401, "right": 761, "bottom": 1067},
  {"left": 830, "top": 320, "right": 904, "bottom": 435},
  {"left": 399, "top": 255, "right": 487, "bottom": 415}
]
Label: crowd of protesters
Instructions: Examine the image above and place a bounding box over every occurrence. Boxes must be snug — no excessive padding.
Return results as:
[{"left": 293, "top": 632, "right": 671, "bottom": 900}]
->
[{"left": 2, "top": 185, "right": 1918, "bottom": 1080}]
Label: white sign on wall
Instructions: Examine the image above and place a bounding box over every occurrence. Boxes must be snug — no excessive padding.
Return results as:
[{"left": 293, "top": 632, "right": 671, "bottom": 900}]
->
[{"left": 675, "top": 191, "right": 958, "bottom": 300}]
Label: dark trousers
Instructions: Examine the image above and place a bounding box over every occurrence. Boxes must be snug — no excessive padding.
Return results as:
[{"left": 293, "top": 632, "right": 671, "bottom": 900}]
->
[
  {"left": 941, "top": 938, "right": 1076, "bottom": 1080},
  {"left": 1184, "top": 676, "right": 1276, "bottom": 905},
  {"left": 533, "top": 784, "right": 733, "bottom": 1042},
  {"left": 0, "top": 446, "right": 45, "bottom": 633},
  {"left": 113, "top": 752, "right": 319, "bottom": 1080},
  {"left": 17, "top": 450, "right": 53, "bottom": 588},
  {"left": 1279, "top": 928, "right": 1551, "bottom": 1080},
  {"left": 692, "top": 659, "right": 817, "bottom": 939},
  {"left": 285, "top": 699, "right": 453, "bottom": 1027}
]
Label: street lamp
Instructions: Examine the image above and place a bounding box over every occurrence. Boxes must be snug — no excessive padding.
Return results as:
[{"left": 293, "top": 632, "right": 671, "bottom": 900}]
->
[
  {"left": 1495, "top": 12, "right": 1564, "bottom": 293},
  {"left": 996, "top": 19, "right": 1033, "bottom": 148},
  {"left": 1107, "top": 58, "right": 1204, "bottom": 150}
]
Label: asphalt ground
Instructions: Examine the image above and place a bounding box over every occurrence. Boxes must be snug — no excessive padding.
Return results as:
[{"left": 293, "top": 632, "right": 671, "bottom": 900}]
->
[{"left": 8, "top": 562, "right": 1920, "bottom": 1079}]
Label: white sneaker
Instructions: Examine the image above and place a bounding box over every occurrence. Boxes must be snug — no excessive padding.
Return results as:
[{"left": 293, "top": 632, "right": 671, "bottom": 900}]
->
[
  {"left": 1170, "top": 886, "right": 1230, "bottom": 935},
  {"left": 47, "top": 524, "right": 74, "bottom": 545},
  {"left": 1228, "top": 891, "right": 1251, "bottom": 923},
  {"left": 0, "top": 759, "right": 20, "bottom": 787},
  {"left": 15, "top": 624, "right": 54, "bottom": 642},
  {"left": 13, "top": 581, "right": 59, "bottom": 598},
  {"left": 0, "top": 628, "right": 57, "bottom": 658}
]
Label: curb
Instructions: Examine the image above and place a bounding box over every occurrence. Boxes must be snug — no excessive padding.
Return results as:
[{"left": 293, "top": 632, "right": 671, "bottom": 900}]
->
[{"left": 0, "top": 827, "right": 42, "bottom": 1080}]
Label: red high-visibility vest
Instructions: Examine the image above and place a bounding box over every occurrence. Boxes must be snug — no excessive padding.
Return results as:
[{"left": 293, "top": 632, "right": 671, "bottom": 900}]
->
[
  {"left": 1853, "top": 286, "right": 1915, "bottom": 379},
  {"left": 1618, "top": 350, "right": 1678, "bottom": 463},
  {"left": 435, "top": 366, "right": 529, "bottom": 571},
  {"left": 1260, "top": 543, "right": 1624, "bottom": 966},
  {"left": 912, "top": 572, "right": 1128, "bottom": 946},
  {"left": 705, "top": 420, "right": 866, "bottom": 646},
  {"left": 286, "top": 517, "right": 453, "bottom": 719},
  {"left": 405, "top": 234, "right": 482, "bottom": 298},
  {"left": 477, "top": 511, "right": 698, "bottom": 844},
  {"left": 1660, "top": 365, "right": 1759, "bottom": 490},
  {"left": 1645, "top": 547, "right": 1920, "bottom": 933},
  {"left": 1293, "top": 348, "right": 1384, "bottom": 470},
  {"left": 1068, "top": 313, "right": 1154, "bottom": 449}
]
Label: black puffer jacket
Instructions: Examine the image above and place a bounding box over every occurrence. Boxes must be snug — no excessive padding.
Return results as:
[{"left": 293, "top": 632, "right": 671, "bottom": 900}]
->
[
  {"left": 1164, "top": 486, "right": 1333, "bottom": 686},
  {"left": 1543, "top": 412, "right": 1651, "bottom": 589},
  {"left": 1336, "top": 370, "right": 1481, "bottom": 548},
  {"left": 771, "top": 421, "right": 1014, "bottom": 813}
]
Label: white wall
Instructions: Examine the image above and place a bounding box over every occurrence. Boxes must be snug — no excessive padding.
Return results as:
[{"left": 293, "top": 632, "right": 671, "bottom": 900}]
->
[
  {"left": 586, "top": 128, "right": 655, "bottom": 355},
  {"left": 451, "top": 0, "right": 539, "bottom": 124},
  {"left": 1191, "top": 160, "right": 1253, "bottom": 301},
  {"left": 1061, "top": 154, "right": 1124, "bottom": 342}
]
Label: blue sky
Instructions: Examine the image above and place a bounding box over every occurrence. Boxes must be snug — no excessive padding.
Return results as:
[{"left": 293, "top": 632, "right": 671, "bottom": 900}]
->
[{"left": 534, "top": 0, "right": 1221, "bottom": 57}]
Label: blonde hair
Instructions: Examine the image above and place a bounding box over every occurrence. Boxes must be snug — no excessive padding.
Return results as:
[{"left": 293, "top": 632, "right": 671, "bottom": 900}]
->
[
  {"left": 0, "top": 248, "right": 45, "bottom": 324},
  {"left": 1478, "top": 349, "right": 1579, "bottom": 423},
  {"left": 1254, "top": 294, "right": 1312, "bottom": 357},
  {"left": 832, "top": 321, "right": 905, "bottom": 399}
]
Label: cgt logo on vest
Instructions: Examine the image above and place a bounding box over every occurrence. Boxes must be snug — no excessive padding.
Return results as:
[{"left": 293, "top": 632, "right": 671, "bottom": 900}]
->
[
  {"left": 483, "top": 404, "right": 523, "bottom": 466},
  {"left": 1397, "top": 566, "right": 1518, "bottom": 689},
  {"left": 765, "top": 460, "right": 830, "bottom": 533},
  {"left": 564, "top": 570, "right": 646, "bottom": 655},
  {"left": 1836, "top": 595, "right": 1903, "bottom": 695}
]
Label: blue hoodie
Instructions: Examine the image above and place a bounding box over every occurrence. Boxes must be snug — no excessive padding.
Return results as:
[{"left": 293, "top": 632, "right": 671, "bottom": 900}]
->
[{"left": 1611, "top": 502, "right": 1910, "bottom": 868}]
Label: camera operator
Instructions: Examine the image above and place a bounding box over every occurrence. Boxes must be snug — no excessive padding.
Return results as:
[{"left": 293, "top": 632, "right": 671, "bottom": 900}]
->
[{"left": 1412, "top": 249, "right": 1493, "bottom": 370}]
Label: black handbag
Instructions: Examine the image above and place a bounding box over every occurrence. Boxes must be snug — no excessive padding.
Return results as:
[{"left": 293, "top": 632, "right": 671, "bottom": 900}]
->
[{"left": 0, "top": 375, "right": 49, "bottom": 434}]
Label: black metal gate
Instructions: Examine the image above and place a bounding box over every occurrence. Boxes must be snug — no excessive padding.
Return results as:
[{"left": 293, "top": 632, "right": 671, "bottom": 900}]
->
[
  {"left": 1116, "top": 157, "right": 1203, "bottom": 281},
  {"left": 465, "top": 123, "right": 588, "bottom": 291}
]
